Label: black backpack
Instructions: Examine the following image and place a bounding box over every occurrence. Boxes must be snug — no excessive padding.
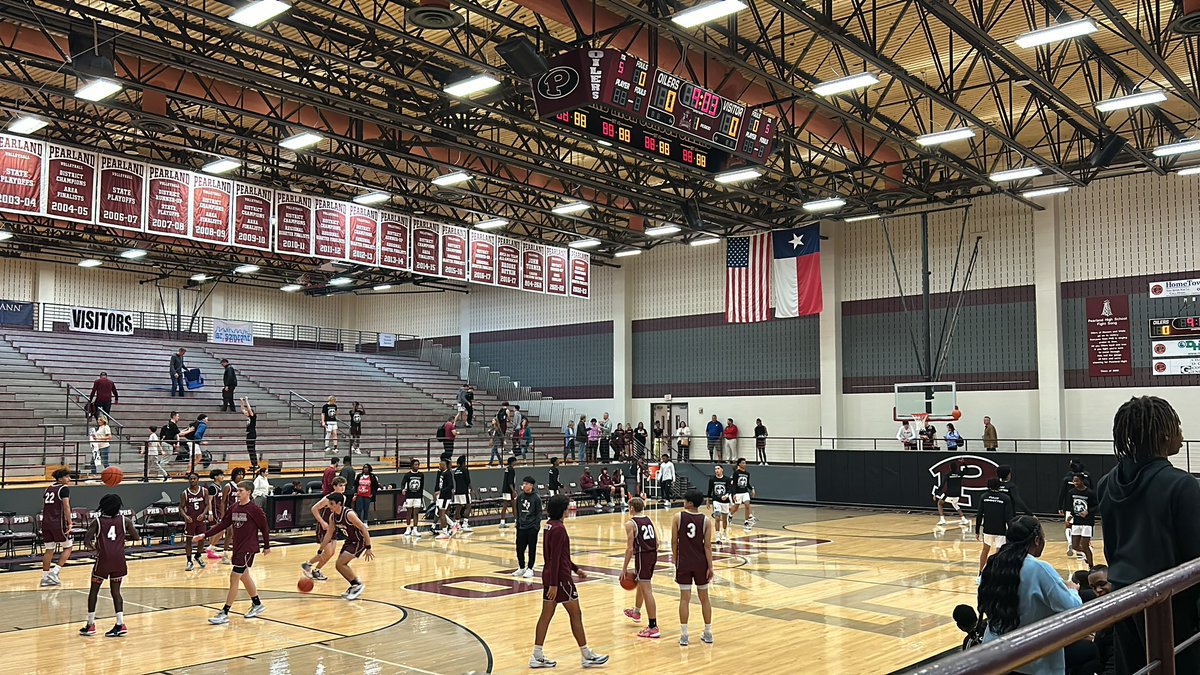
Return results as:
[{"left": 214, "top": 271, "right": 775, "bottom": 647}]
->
[{"left": 436, "top": 424, "right": 447, "bottom": 439}]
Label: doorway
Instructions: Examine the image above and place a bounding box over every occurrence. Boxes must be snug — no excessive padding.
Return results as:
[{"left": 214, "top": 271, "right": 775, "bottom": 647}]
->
[{"left": 650, "top": 401, "right": 688, "bottom": 457}]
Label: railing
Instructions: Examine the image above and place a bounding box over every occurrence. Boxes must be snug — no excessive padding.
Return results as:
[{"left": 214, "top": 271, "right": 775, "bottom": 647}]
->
[
  {"left": 64, "top": 383, "right": 128, "bottom": 436},
  {"left": 286, "top": 390, "right": 317, "bottom": 434},
  {"left": 910, "top": 557, "right": 1200, "bottom": 675}
]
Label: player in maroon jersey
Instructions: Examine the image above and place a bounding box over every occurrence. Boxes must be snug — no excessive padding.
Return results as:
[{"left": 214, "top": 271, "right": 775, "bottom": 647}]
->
[
  {"left": 671, "top": 490, "right": 715, "bottom": 646},
  {"left": 40, "top": 468, "right": 74, "bottom": 587},
  {"left": 529, "top": 494, "right": 609, "bottom": 669},
  {"left": 301, "top": 476, "right": 347, "bottom": 581},
  {"left": 194, "top": 480, "right": 270, "bottom": 624},
  {"left": 621, "top": 496, "right": 660, "bottom": 638},
  {"left": 80, "top": 494, "right": 138, "bottom": 638},
  {"left": 318, "top": 492, "right": 375, "bottom": 600},
  {"left": 180, "top": 472, "right": 211, "bottom": 571}
]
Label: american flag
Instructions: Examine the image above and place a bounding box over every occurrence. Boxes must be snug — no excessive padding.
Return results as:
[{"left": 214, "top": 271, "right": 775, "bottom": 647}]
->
[{"left": 725, "top": 233, "right": 770, "bottom": 323}]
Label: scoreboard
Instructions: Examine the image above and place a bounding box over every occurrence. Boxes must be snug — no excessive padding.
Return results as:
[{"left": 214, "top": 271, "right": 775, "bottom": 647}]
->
[{"left": 533, "top": 48, "right": 776, "bottom": 171}]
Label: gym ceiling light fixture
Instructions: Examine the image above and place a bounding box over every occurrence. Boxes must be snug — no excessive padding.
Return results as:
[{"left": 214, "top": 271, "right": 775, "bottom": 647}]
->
[
  {"left": 119, "top": 249, "right": 147, "bottom": 259},
  {"left": 568, "top": 238, "right": 602, "bottom": 249},
  {"left": 443, "top": 74, "right": 501, "bottom": 97},
  {"left": 229, "top": 0, "right": 291, "bottom": 27},
  {"left": 201, "top": 158, "right": 241, "bottom": 174},
  {"left": 6, "top": 116, "right": 48, "bottom": 134},
  {"left": 990, "top": 167, "right": 1043, "bottom": 182},
  {"left": 1014, "top": 19, "right": 1097, "bottom": 49},
  {"left": 812, "top": 72, "right": 878, "bottom": 96},
  {"left": 844, "top": 214, "right": 881, "bottom": 222},
  {"left": 373, "top": 284, "right": 392, "bottom": 291},
  {"left": 431, "top": 171, "right": 471, "bottom": 187},
  {"left": 279, "top": 132, "right": 323, "bottom": 150},
  {"left": 552, "top": 201, "right": 590, "bottom": 215},
  {"left": 353, "top": 192, "right": 390, "bottom": 205},
  {"left": 0, "top": 231, "right": 13, "bottom": 241},
  {"left": 280, "top": 284, "right": 303, "bottom": 292},
  {"left": 78, "top": 259, "right": 103, "bottom": 268},
  {"left": 689, "top": 236, "right": 721, "bottom": 246},
  {"left": 713, "top": 167, "right": 761, "bottom": 184},
  {"left": 475, "top": 218, "right": 509, "bottom": 230},
  {"left": 614, "top": 249, "right": 642, "bottom": 257},
  {"left": 328, "top": 277, "right": 355, "bottom": 286},
  {"left": 914, "top": 127, "right": 976, "bottom": 147},
  {"left": 233, "top": 264, "right": 259, "bottom": 274},
  {"left": 1094, "top": 90, "right": 1168, "bottom": 112},
  {"left": 1152, "top": 140, "right": 1200, "bottom": 157},
  {"left": 1021, "top": 186, "right": 1070, "bottom": 198},
  {"left": 645, "top": 224, "right": 682, "bottom": 236},
  {"left": 1177, "top": 166, "right": 1200, "bottom": 176},
  {"left": 802, "top": 198, "right": 847, "bottom": 213},
  {"left": 75, "top": 78, "right": 123, "bottom": 102},
  {"left": 190, "top": 273, "right": 211, "bottom": 281},
  {"left": 670, "top": 0, "right": 748, "bottom": 28}
]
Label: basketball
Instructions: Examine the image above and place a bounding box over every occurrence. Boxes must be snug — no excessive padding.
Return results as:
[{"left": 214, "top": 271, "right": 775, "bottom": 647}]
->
[
  {"left": 619, "top": 572, "right": 637, "bottom": 590},
  {"left": 297, "top": 577, "right": 314, "bottom": 593},
  {"left": 101, "top": 466, "right": 124, "bottom": 487}
]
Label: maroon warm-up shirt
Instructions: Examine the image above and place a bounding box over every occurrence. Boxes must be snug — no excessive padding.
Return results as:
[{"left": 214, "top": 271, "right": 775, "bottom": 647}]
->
[
  {"left": 541, "top": 520, "right": 578, "bottom": 587},
  {"left": 90, "top": 377, "right": 118, "bottom": 403},
  {"left": 322, "top": 465, "right": 337, "bottom": 494},
  {"left": 204, "top": 500, "right": 270, "bottom": 558}
]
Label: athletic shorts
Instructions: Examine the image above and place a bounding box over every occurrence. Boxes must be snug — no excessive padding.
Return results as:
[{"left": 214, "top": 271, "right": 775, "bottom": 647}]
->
[
  {"left": 231, "top": 551, "right": 256, "bottom": 574},
  {"left": 544, "top": 579, "right": 579, "bottom": 604},
  {"left": 185, "top": 519, "right": 206, "bottom": 536},
  {"left": 404, "top": 498, "right": 424, "bottom": 509},
  {"left": 325, "top": 421, "right": 338, "bottom": 433},
  {"left": 41, "top": 520, "right": 71, "bottom": 546},
  {"left": 712, "top": 501, "right": 730, "bottom": 515},
  {"left": 675, "top": 567, "right": 710, "bottom": 590},
  {"left": 982, "top": 534, "right": 1006, "bottom": 549},
  {"left": 634, "top": 551, "right": 658, "bottom": 581},
  {"left": 453, "top": 494, "right": 469, "bottom": 505},
  {"left": 315, "top": 525, "right": 342, "bottom": 546},
  {"left": 456, "top": 403, "right": 466, "bottom": 412},
  {"left": 1071, "top": 525, "right": 1093, "bottom": 538},
  {"left": 341, "top": 538, "right": 368, "bottom": 558},
  {"left": 91, "top": 561, "right": 127, "bottom": 582},
  {"left": 733, "top": 493, "right": 751, "bottom": 505},
  {"left": 437, "top": 498, "right": 453, "bottom": 511},
  {"left": 942, "top": 496, "right": 960, "bottom": 507}
]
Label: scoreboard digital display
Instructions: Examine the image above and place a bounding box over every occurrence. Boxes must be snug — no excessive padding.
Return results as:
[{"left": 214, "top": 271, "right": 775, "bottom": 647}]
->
[
  {"left": 1150, "top": 317, "right": 1200, "bottom": 338},
  {"left": 547, "top": 109, "right": 722, "bottom": 171},
  {"left": 533, "top": 49, "right": 776, "bottom": 168}
]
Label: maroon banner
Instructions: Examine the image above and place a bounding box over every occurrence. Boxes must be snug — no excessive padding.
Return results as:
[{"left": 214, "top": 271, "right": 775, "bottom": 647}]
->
[
  {"left": 347, "top": 204, "right": 379, "bottom": 265},
  {"left": 232, "top": 183, "right": 272, "bottom": 251},
  {"left": 441, "top": 224, "right": 469, "bottom": 280},
  {"left": 44, "top": 144, "right": 97, "bottom": 224},
  {"left": 412, "top": 219, "right": 441, "bottom": 276},
  {"left": 569, "top": 249, "right": 590, "bottom": 299},
  {"left": 1087, "top": 295, "right": 1132, "bottom": 377},
  {"left": 469, "top": 231, "right": 497, "bottom": 285},
  {"left": 496, "top": 239, "right": 521, "bottom": 289},
  {"left": 313, "top": 197, "right": 347, "bottom": 260},
  {"left": 274, "top": 192, "right": 313, "bottom": 256},
  {"left": 97, "top": 155, "right": 145, "bottom": 232},
  {"left": 191, "top": 174, "right": 233, "bottom": 245},
  {"left": 146, "top": 165, "right": 191, "bottom": 238},
  {"left": 379, "top": 214, "right": 411, "bottom": 271},
  {"left": 0, "top": 134, "right": 45, "bottom": 215},
  {"left": 545, "top": 246, "right": 568, "bottom": 296},
  {"left": 521, "top": 242, "right": 546, "bottom": 293}
]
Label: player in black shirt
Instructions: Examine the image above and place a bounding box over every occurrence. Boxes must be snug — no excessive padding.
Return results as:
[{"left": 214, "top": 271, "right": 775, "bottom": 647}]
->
[
  {"left": 349, "top": 402, "right": 365, "bottom": 455},
  {"left": 975, "top": 478, "right": 1014, "bottom": 576},
  {"left": 1056, "top": 459, "right": 1091, "bottom": 555},
  {"left": 730, "top": 459, "right": 756, "bottom": 530},
  {"left": 934, "top": 460, "right": 968, "bottom": 526},
  {"left": 434, "top": 459, "right": 456, "bottom": 539},
  {"left": 401, "top": 459, "right": 424, "bottom": 537},
  {"left": 548, "top": 457, "right": 562, "bottom": 496},
  {"left": 452, "top": 455, "right": 473, "bottom": 532},
  {"left": 321, "top": 397, "right": 339, "bottom": 454},
  {"left": 995, "top": 465, "right": 1034, "bottom": 516},
  {"left": 499, "top": 456, "right": 518, "bottom": 528},
  {"left": 1068, "top": 473, "right": 1098, "bottom": 566},
  {"left": 707, "top": 466, "right": 733, "bottom": 546}
]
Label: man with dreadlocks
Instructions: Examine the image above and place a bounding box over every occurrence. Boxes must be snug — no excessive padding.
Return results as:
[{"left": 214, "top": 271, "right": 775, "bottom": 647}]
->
[{"left": 1098, "top": 395, "right": 1200, "bottom": 675}]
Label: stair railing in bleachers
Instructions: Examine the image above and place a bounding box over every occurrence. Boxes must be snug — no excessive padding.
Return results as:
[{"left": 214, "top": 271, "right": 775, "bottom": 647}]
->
[{"left": 287, "top": 391, "right": 318, "bottom": 434}]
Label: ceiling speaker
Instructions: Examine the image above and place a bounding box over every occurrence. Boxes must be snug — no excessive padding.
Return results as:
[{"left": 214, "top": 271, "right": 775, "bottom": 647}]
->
[
  {"left": 682, "top": 200, "right": 704, "bottom": 230},
  {"left": 1089, "top": 136, "right": 1126, "bottom": 169},
  {"left": 495, "top": 37, "right": 548, "bottom": 79},
  {"left": 68, "top": 26, "right": 116, "bottom": 78}
]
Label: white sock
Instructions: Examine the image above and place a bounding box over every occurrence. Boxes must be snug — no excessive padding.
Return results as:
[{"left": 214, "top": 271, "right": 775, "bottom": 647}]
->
[
  {"left": 580, "top": 645, "right": 593, "bottom": 658},
  {"left": 51, "top": 564, "right": 60, "bottom": 574},
  {"left": 704, "top": 623, "right": 712, "bottom": 633},
  {"left": 87, "top": 611, "right": 96, "bottom": 623},
  {"left": 680, "top": 625, "right": 689, "bottom": 637},
  {"left": 115, "top": 612, "right": 123, "bottom": 625},
  {"left": 533, "top": 645, "right": 544, "bottom": 658}
]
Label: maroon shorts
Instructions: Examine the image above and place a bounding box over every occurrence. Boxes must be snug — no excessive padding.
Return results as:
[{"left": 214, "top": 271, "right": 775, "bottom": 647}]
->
[
  {"left": 231, "top": 551, "right": 256, "bottom": 573},
  {"left": 634, "top": 551, "right": 658, "bottom": 581},
  {"left": 185, "top": 519, "right": 206, "bottom": 536},
  {"left": 41, "top": 520, "right": 70, "bottom": 545},
  {"left": 341, "top": 537, "right": 367, "bottom": 559},
  {"left": 92, "top": 559, "right": 128, "bottom": 582},
  {"left": 675, "top": 567, "right": 711, "bottom": 589},
  {"left": 543, "top": 579, "right": 579, "bottom": 604}
]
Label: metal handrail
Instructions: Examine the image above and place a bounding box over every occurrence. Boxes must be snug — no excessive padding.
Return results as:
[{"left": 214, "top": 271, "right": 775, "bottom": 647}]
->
[
  {"left": 65, "top": 383, "right": 127, "bottom": 435},
  {"left": 287, "top": 390, "right": 317, "bottom": 434}
]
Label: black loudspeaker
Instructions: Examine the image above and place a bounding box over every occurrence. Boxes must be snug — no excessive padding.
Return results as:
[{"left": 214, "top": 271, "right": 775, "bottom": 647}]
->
[
  {"left": 1090, "top": 136, "right": 1126, "bottom": 169},
  {"left": 682, "top": 200, "right": 704, "bottom": 229},
  {"left": 495, "top": 37, "right": 549, "bottom": 79},
  {"left": 68, "top": 26, "right": 117, "bottom": 77}
]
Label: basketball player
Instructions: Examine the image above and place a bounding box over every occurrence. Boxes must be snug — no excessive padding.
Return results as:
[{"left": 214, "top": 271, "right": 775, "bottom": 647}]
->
[
  {"left": 453, "top": 455, "right": 473, "bottom": 532},
  {"left": 435, "top": 459, "right": 455, "bottom": 539},
  {"left": 180, "top": 472, "right": 211, "bottom": 571},
  {"left": 621, "top": 497, "right": 660, "bottom": 638},
  {"left": 401, "top": 459, "right": 424, "bottom": 537},
  {"left": 205, "top": 469, "right": 227, "bottom": 560},
  {"left": 1057, "top": 459, "right": 1092, "bottom": 555},
  {"left": 301, "top": 476, "right": 348, "bottom": 580},
  {"left": 707, "top": 465, "right": 732, "bottom": 545},
  {"left": 529, "top": 494, "right": 609, "bottom": 669},
  {"left": 499, "top": 456, "right": 517, "bottom": 528},
  {"left": 672, "top": 490, "right": 715, "bottom": 646},
  {"left": 321, "top": 395, "right": 339, "bottom": 454},
  {"left": 514, "top": 476, "right": 542, "bottom": 579},
  {"left": 548, "top": 456, "right": 562, "bottom": 497},
  {"left": 934, "top": 460, "right": 969, "bottom": 526},
  {"left": 194, "top": 480, "right": 270, "bottom": 624},
  {"left": 80, "top": 494, "right": 137, "bottom": 637},
  {"left": 975, "top": 478, "right": 1014, "bottom": 576},
  {"left": 1068, "top": 473, "right": 1098, "bottom": 566},
  {"left": 729, "top": 458, "right": 757, "bottom": 530},
  {"left": 318, "top": 493, "right": 375, "bottom": 600},
  {"left": 221, "top": 467, "right": 246, "bottom": 561},
  {"left": 40, "top": 467, "right": 74, "bottom": 587}
]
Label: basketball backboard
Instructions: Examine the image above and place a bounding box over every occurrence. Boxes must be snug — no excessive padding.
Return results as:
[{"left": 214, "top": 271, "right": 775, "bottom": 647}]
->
[{"left": 893, "top": 381, "right": 958, "bottom": 422}]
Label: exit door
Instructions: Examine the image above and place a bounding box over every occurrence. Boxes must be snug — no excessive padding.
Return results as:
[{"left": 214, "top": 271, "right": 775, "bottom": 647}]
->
[{"left": 650, "top": 402, "right": 688, "bottom": 457}]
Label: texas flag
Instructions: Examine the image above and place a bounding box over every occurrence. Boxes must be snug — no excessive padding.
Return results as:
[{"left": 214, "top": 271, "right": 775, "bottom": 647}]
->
[{"left": 772, "top": 224, "right": 823, "bottom": 317}]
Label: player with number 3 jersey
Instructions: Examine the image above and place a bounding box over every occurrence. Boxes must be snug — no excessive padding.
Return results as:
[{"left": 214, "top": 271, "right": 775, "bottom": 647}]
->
[{"left": 672, "top": 491, "right": 715, "bottom": 646}]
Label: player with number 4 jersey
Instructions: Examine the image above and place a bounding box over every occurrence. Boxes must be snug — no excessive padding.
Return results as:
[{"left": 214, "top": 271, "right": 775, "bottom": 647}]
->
[
  {"left": 621, "top": 497, "right": 660, "bottom": 638},
  {"left": 80, "top": 494, "right": 138, "bottom": 638}
]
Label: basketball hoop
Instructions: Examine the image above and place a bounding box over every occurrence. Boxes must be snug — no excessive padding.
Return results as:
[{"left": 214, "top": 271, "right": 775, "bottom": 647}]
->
[{"left": 913, "top": 413, "right": 930, "bottom": 428}]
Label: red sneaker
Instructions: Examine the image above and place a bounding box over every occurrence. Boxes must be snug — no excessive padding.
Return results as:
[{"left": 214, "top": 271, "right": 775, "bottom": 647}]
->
[
  {"left": 623, "top": 608, "right": 641, "bottom": 622},
  {"left": 637, "top": 626, "right": 661, "bottom": 639}
]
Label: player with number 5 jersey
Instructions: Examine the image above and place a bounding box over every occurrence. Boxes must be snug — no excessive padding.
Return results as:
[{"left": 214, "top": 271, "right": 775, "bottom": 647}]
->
[
  {"left": 672, "top": 491, "right": 715, "bottom": 646},
  {"left": 621, "top": 497, "right": 660, "bottom": 638}
]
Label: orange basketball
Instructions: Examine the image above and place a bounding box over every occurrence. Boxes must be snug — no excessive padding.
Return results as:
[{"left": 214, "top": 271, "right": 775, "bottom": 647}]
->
[
  {"left": 952, "top": 406, "right": 963, "bottom": 421},
  {"left": 298, "top": 577, "right": 314, "bottom": 593},
  {"left": 101, "top": 466, "right": 124, "bottom": 487},
  {"left": 620, "top": 572, "right": 637, "bottom": 590}
]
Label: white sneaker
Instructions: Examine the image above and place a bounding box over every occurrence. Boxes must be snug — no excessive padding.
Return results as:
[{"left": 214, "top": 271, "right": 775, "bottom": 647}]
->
[
  {"left": 245, "top": 603, "right": 266, "bottom": 619},
  {"left": 435, "top": 530, "right": 450, "bottom": 540},
  {"left": 679, "top": 634, "right": 689, "bottom": 646},
  {"left": 701, "top": 631, "right": 713, "bottom": 644},
  {"left": 959, "top": 516, "right": 969, "bottom": 525},
  {"left": 937, "top": 517, "right": 947, "bottom": 525},
  {"left": 529, "top": 655, "right": 557, "bottom": 669},
  {"left": 208, "top": 612, "right": 230, "bottom": 625},
  {"left": 462, "top": 522, "right": 474, "bottom": 533},
  {"left": 346, "top": 583, "right": 365, "bottom": 600},
  {"left": 499, "top": 520, "right": 507, "bottom": 528},
  {"left": 523, "top": 568, "right": 534, "bottom": 579},
  {"left": 581, "top": 652, "right": 609, "bottom": 668},
  {"left": 512, "top": 567, "right": 526, "bottom": 577}
]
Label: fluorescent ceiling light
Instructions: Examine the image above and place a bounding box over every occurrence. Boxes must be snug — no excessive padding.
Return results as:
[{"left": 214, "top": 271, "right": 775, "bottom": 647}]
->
[
  {"left": 75, "top": 78, "right": 123, "bottom": 102},
  {"left": 431, "top": 171, "right": 471, "bottom": 187},
  {"left": 444, "top": 74, "right": 501, "bottom": 97},
  {"left": 475, "top": 218, "right": 509, "bottom": 230},
  {"left": 670, "top": 0, "right": 748, "bottom": 28},
  {"left": 552, "top": 201, "right": 590, "bottom": 215},
  {"left": 1014, "top": 19, "right": 1097, "bottom": 49},
  {"left": 229, "top": 0, "right": 291, "bottom": 26},
  {"left": 1152, "top": 139, "right": 1200, "bottom": 157},
  {"left": 1176, "top": 166, "right": 1200, "bottom": 176},
  {"left": 803, "top": 198, "right": 846, "bottom": 213},
  {"left": 645, "top": 224, "right": 682, "bottom": 237},
  {"left": 373, "top": 284, "right": 392, "bottom": 291},
  {"left": 614, "top": 249, "right": 642, "bottom": 257},
  {"left": 328, "top": 276, "right": 354, "bottom": 286},
  {"left": 689, "top": 236, "right": 721, "bottom": 247},
  {"left": 844, "top": 214, "right": 881, "bottom": 222},
  {"left": 202, "top": 158, "right": 241, "bottom": 174},
  {"left": 990, "top": 166, "right": 1043, "bottom": 182},
  {"left": 353, "top": 191, "right": 390, "bottom": 205},
  {"left": 190, "top": 273, "right": 211, "bottom": 281},
  {"left": 597, "top": 140, "right": 613, "bottom": 147},
  {"left": 7, "top": 116, "right": 49, "bottom": 135},
  {"left": 1021, "top": 186, "right": 1070, "bottom": 198},
  {"left": 1094, "top": 90, "right": 1167, "bottom": 113},
  {"left": 279, "top": 131, "right": 323, "bottom": 150},
  {"left": 78, "top": 259, "right": 103, "bottom": 268},
  {"left": 119, "top": 249, "right": 147, "bottom": 259},
  {"left": 914, "top": 127, "right": 976, "bottom": 147},
  {"left": 568, "top": 238, "right": 602, "bottom": 249},
  {"left": 0, "top": 231, "right": 12, "bottom": 241},
  {"left": 812, "top": 72, "right": 878, "bottom": 96},
  {"left": 280, "top": 284, "right": 303, "bottom": 292},
  {"left": 233, "top": 264, "right": 259, "bottom": 274},
  {"left": 713, "top": 167, "right": 761, "bottom": 184}
]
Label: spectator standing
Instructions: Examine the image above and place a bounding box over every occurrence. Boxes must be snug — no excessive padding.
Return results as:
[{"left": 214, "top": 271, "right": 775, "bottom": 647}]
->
[
  {"left": 438, "top": 415, "right": 457, "bottom": 462},
  {"left": 634, "top": 423, "right": 648, "bottom": 458},
  {"left": 920, "top": 420, "right": 938, "bottom": 450},
  {"left": 721, "top": 418, "right": 738, "bottom": 463},
  {"left": 321, "top": 396, "right": 339, "bottom": 454},
  {"left": 610, "top": 423, "right": 626, "bottom": 460},
  {"left": 143, "top": 425, "right": 169, "bottom": 481},
  {"left": 982, "top": 416, "right": 998, "bottom": 452},
  {"left": 574, "top": 416, "right": 588, "bottom": 465},
  {"left": 169, "top": 347, "right": 187, "bottom": 397},
  {"left": 88, "top": 372, "right": 118, "bottom": 419},
  {"left": 705, "top": 415, "right": 723, "bottom": 462},
  {"left": 658, "top": 453, "right": 676, "bottom": 508},
  {"left": 511, "top": 405, "right": 525, "bottom": 449},
  {"left": 91, "top": 415, "right": 113, "bottom": 472},
  {"left": 897, "top": 420, "right": 917, "bottom": 450},
  {"left": 338, "top": 456, "right": 356, "bottom": 505},
  {"left": 240, "top": 397, "right": 258, "bottom": 469},
  {"left": 518, "top": 418, "right": 533, "bottom": 458},
  {"left": 677, "top": 420, "right": 691, "bottom": 462},
  {"left": 220, "top": 359, "right": 237, "bottom": 412},
  {"left": 587, "top": 419, "right": 601, "bottom": 464},
  {"left": 455, "top": 385, "right": 474, "bottom": 428},
  {"left": 181, "top": 414, "right": 210, "bottom": 470},
  {"left": 599, "top": 413, "right": 613, "bottom": 463},
  {"left": 652, "top": 421, "right": 664, "bottom": 456},
  {"left": 488, "top": 417, "right": 504, "bottom": 466},
  {"left": 322, "top": 457, "right": 340, "bottom": 495},
  {"left": 353, "top": 464, "right": 381, "bottom": 523},
  {"left": 945, "top": 423, "right": 963, "bottom": 450},
  {"left": 563, "top": 422, "right": 576, "bottom": 463},
  {"left": 160, "top": 411, "right": 182, "bottom": 460},
  {"left": 498, "top": 402, "right": 510, "bottom": 435},
  {"left": 754, "top": 419, "right": 768, "bottom": 465},
  {"left": 349, "top": 402, "right": 365, "bottom": 455}
]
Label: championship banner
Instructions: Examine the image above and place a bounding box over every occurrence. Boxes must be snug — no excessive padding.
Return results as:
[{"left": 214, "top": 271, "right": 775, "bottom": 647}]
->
[
  {"left": 313, "top": 197, "right": 348, "bottom": 260},
  {"left": 0, "top": 299, "right": 34, "bottom": 327},
  {"left": 146, "top": 165, "right": 191, "bottom": 238},
  {"left": 412, "top": 219, "right": 441, "bottom": 276},
  {"left": 232, "top": 183, "right": 272, "bottom": 251},
  {"left": 440, "top": 224, "right": 469, "bottom": 280},
  {"left": 0, "top": 134, "right": 45, "bottom": 215},
  {"left": 545, "top": 246, "right": 569, "bottom": 296},
  {"left": 521, "top": 242, "right": 546, "bottom": 293},
  {"left": 469, "top": 230, "right": 497, "bottom": 285},
  {"left": 191, "top": 174, "right": 233, "bottom": 245},
  {"left": 274, "top": 192, "right": 313, "bottom": 256},
  {"left": 379, "top": 213, "right": 411, "bottom": 271},
  {"left": 97, "top": 155, "right": 145, "bottom": 231},
  {"left": 69, "top": 306, "right": 134, "bottom": 335},
  {"left": 569, "top": 249, "right": 591, "bottom": 299},
  {"left": 44, "top": 145, "right": 97, "bottom": 224},
  {"left": 211, "top": 317, "right": 254, "bottom": 345},
  {"left": 496, "top": 238, "right": 521, "bottom": 289},
  {"left": 347, "top": 204, "right": 379, "bottom": 266}
]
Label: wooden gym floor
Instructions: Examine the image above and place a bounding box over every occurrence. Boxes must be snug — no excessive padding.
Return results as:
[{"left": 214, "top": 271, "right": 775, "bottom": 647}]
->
[{"left": 0, "top": 505, "right": 1102, "bottom": 674}]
